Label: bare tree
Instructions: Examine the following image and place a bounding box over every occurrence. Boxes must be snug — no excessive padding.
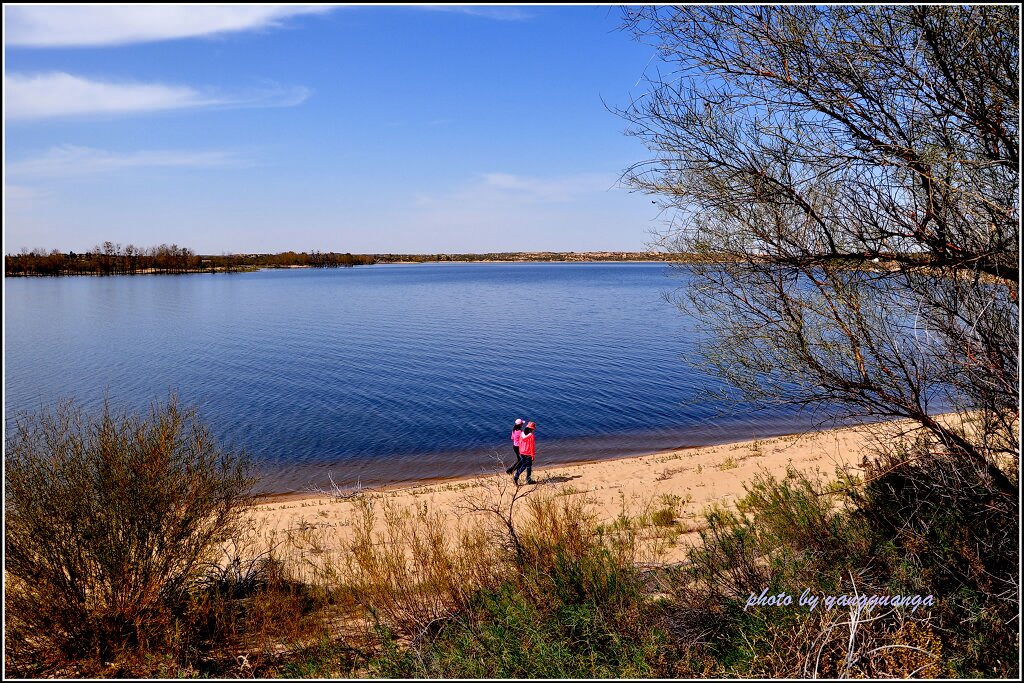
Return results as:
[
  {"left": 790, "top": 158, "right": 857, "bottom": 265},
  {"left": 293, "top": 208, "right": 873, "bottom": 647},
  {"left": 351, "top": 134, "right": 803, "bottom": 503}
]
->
[
  {"left": 457, "top": 464, "right": 542, "bottom": 562},
  {"left": 618, "top": 5, "right": 1018, "bottom": 495},
  {"left": 306, "top": 471, "right": 369, "bottom": 501}
]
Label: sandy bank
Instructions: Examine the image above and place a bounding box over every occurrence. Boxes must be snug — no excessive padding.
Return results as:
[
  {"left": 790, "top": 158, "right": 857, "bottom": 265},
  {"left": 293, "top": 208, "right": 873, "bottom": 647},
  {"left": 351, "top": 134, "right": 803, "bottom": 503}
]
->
[{"left": 243, "top": 419, "right": 923, "bottom": 565}]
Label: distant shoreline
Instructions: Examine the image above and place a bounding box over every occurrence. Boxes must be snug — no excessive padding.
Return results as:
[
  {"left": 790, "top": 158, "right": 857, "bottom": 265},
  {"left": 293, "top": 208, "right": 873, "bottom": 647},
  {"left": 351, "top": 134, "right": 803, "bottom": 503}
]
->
[
  {"left": 368, "top": 252, "right": 687, "bottom": 264},
  {"left": 365, "top": 258, "right": 681, "bottom": 266},
  {"left": 6, "top": 250, "right": 704, "bottom": 277}
]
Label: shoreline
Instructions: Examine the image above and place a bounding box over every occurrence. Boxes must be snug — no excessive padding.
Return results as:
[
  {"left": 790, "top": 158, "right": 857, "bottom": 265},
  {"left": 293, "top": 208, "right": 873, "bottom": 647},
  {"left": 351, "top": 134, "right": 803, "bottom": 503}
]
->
[
  {"left": 248, "top": 413, "right": 889, "bottom": 500},
  {"left": 243, "top": 411, "right": 1000, "bottom": 570},
  {"left": 243, "top": 418, "right": 929, "bottom": 566},
  {"left": 251, "top": 441, "right": 712, "bottom": 505},
  {"left": 5, "top": 257, "right": 698, "bottom": 278},
  {"left": 247, "top": 417, "right": 921, "bottom": 507}
]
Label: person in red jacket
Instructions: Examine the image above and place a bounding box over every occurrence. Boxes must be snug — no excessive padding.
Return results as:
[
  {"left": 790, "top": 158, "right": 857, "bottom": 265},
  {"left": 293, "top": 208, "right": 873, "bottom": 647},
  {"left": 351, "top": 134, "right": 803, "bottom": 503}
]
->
[{"left": 513, "top": 421, "right": 537, "bottom": 485}]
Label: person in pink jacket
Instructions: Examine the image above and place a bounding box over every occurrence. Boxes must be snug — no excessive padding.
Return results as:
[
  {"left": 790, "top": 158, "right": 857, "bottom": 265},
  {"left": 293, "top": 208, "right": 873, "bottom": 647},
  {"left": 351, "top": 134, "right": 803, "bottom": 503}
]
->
[
  {"left": 505, "top": 418, "right": 525, "bottom": 474},
  {"left": 513, "top": 421, "right": 537, "bottom": 485}
]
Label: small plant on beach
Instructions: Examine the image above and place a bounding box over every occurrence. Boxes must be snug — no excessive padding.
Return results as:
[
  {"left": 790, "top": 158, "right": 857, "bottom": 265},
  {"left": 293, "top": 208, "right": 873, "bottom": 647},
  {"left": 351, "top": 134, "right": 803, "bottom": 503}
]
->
[
  {"left": 4, "top": 396, "right": 254, "bottom": 677},
  {"left": 659, "top": 492, "right": 687, "bottom": 509},
  {"left": 651, "top": 507, "right": 676, "bottom": 527},
  {"left": 651, "top": 493, "right": 689, "bottom": 528},
  {"left": 719, "top": 456, "right": 738, "bottom": 470},
  {"left": 556, "top": 484, "right": 582, "bottom": 496},
  {"left": 656, "top": 465, "right": 687, "bottom": 481}
]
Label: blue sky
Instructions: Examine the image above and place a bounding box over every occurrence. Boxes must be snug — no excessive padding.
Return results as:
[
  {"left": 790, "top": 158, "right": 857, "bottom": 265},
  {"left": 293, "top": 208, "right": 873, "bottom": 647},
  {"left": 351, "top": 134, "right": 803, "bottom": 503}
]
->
[{"left": 4, "top": 5, "right": 666, "bottom": 254}]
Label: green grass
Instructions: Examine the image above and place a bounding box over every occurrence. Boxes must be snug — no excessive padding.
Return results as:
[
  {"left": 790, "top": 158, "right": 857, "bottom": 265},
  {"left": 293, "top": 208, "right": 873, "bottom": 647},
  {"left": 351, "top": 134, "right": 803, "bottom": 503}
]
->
[
  {"left": 369, "top": 575, "right": 670, "bottom": 678},
  {"left": 277, "top": 637, "right": 360, "bottom": 678},
  {"left": 650, "top": 507, "right": 676, "bottom": 526}
]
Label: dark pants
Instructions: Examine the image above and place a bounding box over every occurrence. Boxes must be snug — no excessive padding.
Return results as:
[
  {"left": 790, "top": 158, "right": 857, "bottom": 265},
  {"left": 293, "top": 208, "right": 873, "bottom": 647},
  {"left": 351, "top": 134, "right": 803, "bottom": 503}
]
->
[
  {"left": 506, "top": 446, "right": 522, "bottom": 474},
  {"left": 513, "top": 455, "right": 533, "bottom": 483}
]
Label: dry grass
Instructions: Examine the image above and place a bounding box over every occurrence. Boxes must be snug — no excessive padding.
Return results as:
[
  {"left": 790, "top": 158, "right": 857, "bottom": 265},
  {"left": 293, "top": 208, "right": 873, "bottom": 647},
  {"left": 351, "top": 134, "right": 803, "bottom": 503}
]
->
[{"left": 338, "top": 495, "right": 499, "bottom": 639}]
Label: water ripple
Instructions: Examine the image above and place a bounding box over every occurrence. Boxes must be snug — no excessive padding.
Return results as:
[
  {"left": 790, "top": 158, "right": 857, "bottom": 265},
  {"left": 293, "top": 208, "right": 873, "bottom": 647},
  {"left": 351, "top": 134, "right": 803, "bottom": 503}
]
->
[{"left": 6, "top": 263, "right": 815, "bottom": 492}]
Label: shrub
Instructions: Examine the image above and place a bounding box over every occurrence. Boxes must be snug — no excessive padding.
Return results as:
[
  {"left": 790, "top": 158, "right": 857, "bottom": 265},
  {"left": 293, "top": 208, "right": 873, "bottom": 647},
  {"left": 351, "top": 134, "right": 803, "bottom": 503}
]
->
[
  {"left": 185, "top": 554, "right": 346, "bottom": 677},
  {"left": 663, "top": 446, "right": 1018, "bottom": 678},
  {"left": 684, "top": 467, "right": 871, "bottom": 606},
  {"left": 850, "top": 446, "right": 1019, "bottom": 677},
  {"left": 365, "top": 491, "right": 674, "bottom": 678},
  {"left": 4, "top": 396, "right": 254, "bottom": 676},
  {"left": 372, "top": 580, "right": 669, "bottom": 678},
  {"left": 651, "top": 507, "right": 677, "bottom": 527}
]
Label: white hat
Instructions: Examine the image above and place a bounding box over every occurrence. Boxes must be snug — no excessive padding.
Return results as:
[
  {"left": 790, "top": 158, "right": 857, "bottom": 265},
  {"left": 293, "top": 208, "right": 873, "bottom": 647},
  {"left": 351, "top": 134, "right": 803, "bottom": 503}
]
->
[{"left": 514, "top": 418, "right": 524, "bottom": 425}]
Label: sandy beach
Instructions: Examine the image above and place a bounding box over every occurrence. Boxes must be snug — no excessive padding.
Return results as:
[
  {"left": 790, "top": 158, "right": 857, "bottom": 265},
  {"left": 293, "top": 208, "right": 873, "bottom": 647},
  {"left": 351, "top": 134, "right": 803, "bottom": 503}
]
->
[{"left": 244, "top": 418, "right": 916, "bottom": 565}]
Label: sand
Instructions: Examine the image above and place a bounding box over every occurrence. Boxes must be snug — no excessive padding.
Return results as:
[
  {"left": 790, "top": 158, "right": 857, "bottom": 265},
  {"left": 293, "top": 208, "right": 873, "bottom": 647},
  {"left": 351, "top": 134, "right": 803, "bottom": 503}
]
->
[{"left": 242, "top": 419, "right": 917, "bottom": 565}]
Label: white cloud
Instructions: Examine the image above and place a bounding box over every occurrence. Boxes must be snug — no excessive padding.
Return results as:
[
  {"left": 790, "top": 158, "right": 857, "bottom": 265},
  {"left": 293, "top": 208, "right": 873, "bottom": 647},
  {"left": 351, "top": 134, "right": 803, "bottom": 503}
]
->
[
  {"left": 5, "top": 72, "right": 215, "bottom": 119},
  {"left": 7, "top": 145, "right": 246, "bottom": 179},
  {"left": 413, "top": 171, "right": 616, "bottom": 209},
  {"left": 393, "top": 171, "right": 641, "bottom": 251},
  {"left": 480, "top": 171, "right": 615, "bottom": 202},
  {"left": 419, "top": 6, "right": 532, "bottom": 21},
  {"left": 4, "top": 72, "right": 309, "bottom": 120},
  {"left": 3, "top": 183, "right": 45, "bottom": 203},
  {"left": 5, "top": 5, "right": 332, "bottom": 47}
]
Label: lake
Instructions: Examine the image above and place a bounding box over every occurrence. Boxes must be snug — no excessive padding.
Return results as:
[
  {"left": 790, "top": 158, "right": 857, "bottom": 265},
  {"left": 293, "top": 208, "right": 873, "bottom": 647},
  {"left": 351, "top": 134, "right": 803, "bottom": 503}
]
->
[{"left": 4, "top": 262, "right": 820, "bottom": 493}]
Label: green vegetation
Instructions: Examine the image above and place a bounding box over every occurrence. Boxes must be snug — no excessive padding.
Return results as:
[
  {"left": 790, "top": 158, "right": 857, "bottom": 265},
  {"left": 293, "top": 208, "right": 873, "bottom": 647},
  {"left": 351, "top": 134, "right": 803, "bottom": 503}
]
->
[
  {"left": 4, "top": 399, "right": 1016, "bottom": 676},
  {"left": 356, "top": 494, "right": 672, "bottom": 678},
  {"left": 674, "top": 454, "right": 1017, "bottom": 678},
  {"left": 4, "top": 396, "right": 254, "bottom": 677},
  {"left": 5, "top": 242, "right": 374, "bottom": 276}
]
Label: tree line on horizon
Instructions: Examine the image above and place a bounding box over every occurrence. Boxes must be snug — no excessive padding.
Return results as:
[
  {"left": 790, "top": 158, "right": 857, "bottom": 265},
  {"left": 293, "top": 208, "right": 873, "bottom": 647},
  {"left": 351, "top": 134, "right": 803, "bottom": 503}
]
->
[
  {"left": 5, "top": 245, "right": 692, "bottom": 276},
  {"left": 4, "top": 242, "right": 375, "bottom": 276}
]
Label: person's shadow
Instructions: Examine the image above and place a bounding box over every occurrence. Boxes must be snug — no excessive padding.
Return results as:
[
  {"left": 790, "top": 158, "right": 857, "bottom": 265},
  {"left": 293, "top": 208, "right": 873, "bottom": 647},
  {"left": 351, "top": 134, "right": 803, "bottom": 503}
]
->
[{"left": 540, "top": 474, "right": 582, "bottom": 485}]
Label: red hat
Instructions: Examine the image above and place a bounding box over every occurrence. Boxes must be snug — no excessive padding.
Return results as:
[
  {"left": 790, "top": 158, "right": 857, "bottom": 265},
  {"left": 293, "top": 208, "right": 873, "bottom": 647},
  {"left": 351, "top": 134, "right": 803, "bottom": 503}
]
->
[{"left": 526, "top": 421, "right": 536, "bottom": 429}]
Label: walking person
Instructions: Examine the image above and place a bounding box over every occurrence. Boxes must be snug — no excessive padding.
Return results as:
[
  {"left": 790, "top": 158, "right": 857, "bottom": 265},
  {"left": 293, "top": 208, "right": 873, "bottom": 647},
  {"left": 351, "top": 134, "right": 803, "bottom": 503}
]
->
[
  {"left": 513, "top": 421, "right": 537, "bottom": 485},
  {"left": 505, "top": 418, "right": 525, "bottom": 474}
]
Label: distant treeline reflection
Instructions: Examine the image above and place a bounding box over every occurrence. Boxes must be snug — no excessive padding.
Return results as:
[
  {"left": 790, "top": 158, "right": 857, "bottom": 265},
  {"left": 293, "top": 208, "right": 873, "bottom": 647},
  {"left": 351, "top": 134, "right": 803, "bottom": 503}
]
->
[{"left": 5, "top": 242, "right": 374, "bottom": 276}]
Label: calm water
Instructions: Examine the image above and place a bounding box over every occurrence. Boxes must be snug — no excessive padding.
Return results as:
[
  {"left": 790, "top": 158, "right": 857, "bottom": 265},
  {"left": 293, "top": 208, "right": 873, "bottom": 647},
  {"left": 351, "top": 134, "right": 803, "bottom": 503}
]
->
[{"left": 5, "top": 263, "right": 819, "bottom": 493}]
